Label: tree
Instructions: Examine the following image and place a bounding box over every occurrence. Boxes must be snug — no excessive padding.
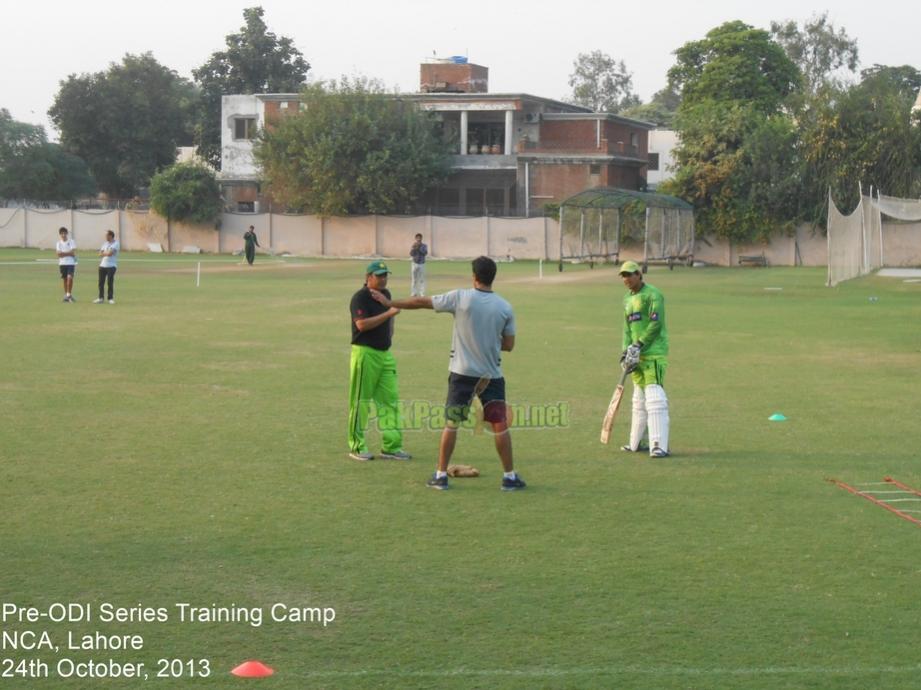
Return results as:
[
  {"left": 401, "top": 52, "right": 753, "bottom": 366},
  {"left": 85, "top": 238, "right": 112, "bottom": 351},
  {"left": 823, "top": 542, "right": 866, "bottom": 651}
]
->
[
  {"left": 798, "top": 71, "right": 921, "bottom": 222},
  {"left": 254, "top": 77, "right": 452, "bottom": 215},
  {"left": 620, "top": 86, "right": 681, "bottom": 127},
  {"left": 193, "top": 6, "right": 310, "bottom": 168},
  {"left": 49, "top": 54, "right": 196, "bottom": 198},
  {"left": 149, "top": 162, "right": 222, "bottom": 225},
  {"left": 670, "top": 21, "right": 800, "bottom": 112},
  {"left": 859, "top": 64, "right": 921, "bottom": 102},
  {"left": 0, "top": 109, "right": 96, "bottom": 200},
  {"left": 770, "top": 13, "right": 859, "bottom": 97},
  {"left": 663, "top": 22, "right": 801, "bottom": 240},
  {"left": 568, "top": 51, "right": 640, "bottom": 112}
]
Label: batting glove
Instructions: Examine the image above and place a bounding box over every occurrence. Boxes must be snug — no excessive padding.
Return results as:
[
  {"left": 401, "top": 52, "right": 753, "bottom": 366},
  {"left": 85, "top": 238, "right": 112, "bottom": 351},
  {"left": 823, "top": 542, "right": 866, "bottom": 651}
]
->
[{"left": 622, "top": 343, "right": 642, "bottom": 370}]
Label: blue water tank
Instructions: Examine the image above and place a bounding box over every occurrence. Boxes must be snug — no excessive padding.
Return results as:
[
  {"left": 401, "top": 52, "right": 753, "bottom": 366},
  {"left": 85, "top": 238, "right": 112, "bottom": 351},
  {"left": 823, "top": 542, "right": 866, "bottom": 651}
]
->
[{"left": 450, "top": 56, "right": 468, "bottom": 64}]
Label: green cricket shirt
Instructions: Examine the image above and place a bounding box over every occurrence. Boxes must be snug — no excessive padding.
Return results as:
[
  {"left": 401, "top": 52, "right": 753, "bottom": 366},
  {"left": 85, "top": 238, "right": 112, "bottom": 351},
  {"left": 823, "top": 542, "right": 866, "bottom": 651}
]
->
[{"left": 623, "top": 282, "right": 668, "bottom": 357}]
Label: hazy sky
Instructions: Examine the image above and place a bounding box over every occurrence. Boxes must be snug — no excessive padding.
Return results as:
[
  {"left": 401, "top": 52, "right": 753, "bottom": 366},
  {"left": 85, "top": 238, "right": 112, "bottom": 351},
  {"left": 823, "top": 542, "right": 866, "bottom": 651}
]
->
[{"left": 2, "top": 0, "right": 918, "bottom": 138}]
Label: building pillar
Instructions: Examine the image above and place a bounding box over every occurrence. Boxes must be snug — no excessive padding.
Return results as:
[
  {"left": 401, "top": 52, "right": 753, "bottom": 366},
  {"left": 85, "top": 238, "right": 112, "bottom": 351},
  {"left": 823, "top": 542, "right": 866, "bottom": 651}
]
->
[
  {"left": 504, "top": 110, "right": 513, "bottom": 155},
  {"left": 460, "top": 111, "right": 468, "bottom": 155}
]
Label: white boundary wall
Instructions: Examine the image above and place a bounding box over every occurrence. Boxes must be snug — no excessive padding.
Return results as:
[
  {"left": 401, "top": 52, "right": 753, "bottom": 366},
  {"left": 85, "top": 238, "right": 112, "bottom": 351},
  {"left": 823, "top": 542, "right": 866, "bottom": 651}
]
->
[{"left": 2, "top": 206, "right": 919, "bottom": 266}]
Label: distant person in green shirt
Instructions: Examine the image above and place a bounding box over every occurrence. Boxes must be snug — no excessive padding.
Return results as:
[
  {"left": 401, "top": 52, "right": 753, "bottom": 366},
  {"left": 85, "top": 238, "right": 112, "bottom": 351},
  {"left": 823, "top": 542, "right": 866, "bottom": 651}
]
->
[
  {"left": 243, "top": 225, "right": 260, "bottom": 266},
  {"left": 618, "top": 261, "right": 670, "bottom": 457}
]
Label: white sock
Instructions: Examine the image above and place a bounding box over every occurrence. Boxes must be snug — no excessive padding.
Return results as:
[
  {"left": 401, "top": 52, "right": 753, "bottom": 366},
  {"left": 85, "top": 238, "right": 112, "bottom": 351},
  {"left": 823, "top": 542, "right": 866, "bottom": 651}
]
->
[
  {"left": 436, "top": 471, "right": 447, "bottom": 479},
  {"left": 503, "top": 471, "right": 516, "bottom": 479}
]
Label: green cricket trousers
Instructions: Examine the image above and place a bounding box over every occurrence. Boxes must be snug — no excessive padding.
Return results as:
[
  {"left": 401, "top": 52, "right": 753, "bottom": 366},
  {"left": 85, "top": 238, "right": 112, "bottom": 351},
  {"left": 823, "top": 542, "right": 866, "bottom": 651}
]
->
[{"left": 348, "top": 345, "right": 403, "bottom": 454}]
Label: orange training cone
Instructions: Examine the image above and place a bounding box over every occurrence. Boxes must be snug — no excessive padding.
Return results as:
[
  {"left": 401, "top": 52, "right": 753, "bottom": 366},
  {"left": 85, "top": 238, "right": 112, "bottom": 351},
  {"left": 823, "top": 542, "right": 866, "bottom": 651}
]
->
[{"left": 231, "top": 660, "right": 275, "bottom": 677}]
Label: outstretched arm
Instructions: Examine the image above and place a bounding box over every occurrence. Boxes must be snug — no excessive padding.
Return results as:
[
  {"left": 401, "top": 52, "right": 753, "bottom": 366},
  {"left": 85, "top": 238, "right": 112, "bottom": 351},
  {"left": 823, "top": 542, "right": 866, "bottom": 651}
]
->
[
  {"left": 354, "top": 307, "right": 400, "bottom": 332},
  {"left": 370, "top": 289, "right": 433, "bottom": 310}
]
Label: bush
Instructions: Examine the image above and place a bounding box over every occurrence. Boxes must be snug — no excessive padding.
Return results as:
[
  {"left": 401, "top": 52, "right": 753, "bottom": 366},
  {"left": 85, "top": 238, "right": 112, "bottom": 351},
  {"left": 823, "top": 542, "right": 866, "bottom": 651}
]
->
[{"left": 149, "top": 162, "right": 222, "bottom": 225}]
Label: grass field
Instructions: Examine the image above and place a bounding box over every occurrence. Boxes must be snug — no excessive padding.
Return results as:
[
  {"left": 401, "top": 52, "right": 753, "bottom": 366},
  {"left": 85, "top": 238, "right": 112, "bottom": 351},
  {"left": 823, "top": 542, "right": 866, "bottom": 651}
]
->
[{"left": 2, "top": 247, "right": 921, "bottom": 689}]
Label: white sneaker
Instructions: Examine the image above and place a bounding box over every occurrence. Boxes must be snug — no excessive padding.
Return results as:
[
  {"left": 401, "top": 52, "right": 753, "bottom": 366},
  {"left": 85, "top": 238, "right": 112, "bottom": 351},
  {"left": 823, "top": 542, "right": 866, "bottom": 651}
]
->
[
  {"left": 93, "top": 298, "right": 104, "bottom": 304},
  {"left": 107, "top": 299, "right": 115, "bottom": 304}
]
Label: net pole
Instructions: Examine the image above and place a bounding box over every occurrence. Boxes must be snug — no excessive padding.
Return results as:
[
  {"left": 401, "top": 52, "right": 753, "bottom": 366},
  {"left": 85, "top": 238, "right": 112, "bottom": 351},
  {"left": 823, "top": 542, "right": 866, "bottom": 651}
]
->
[
  {"left": 859, "top": 181, "right": 869, "bottom": 274},
  {"left": 877, "top": 188, "right": 884, "bottom": 267},
  {"left": 196, "top": 261, "right": 201, "bottom": 287},
  {"left": 598, "top": 210, "right": 604, "bottom": 262},
  {"left": 558, "top": 205, "right": 564, "bottom": 270},
  {"left": 826, "top": 188, "right": 832, "bottom": 287},
  {"left": 644, "top": 206, "right": 650, "bottom": 269}
]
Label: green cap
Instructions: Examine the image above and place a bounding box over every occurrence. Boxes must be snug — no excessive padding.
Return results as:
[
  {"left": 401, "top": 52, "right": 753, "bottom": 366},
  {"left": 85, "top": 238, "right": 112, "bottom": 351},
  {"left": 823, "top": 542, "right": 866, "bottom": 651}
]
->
[
  {"left": 619, "top": 260, "right": 641, "bottom": 275},
  {"left": 366, "top": 260, "right": 391, "bottom": 276}
]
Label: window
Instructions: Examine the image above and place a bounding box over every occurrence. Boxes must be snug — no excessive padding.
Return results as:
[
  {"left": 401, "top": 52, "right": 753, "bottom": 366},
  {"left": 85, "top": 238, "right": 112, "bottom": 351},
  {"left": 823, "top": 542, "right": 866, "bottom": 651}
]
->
[
  {"left": 234, "top": 118, "right": 257, "bottom": 140},
  {"left": 589, "top": 164, "right": 602, "bottom": 175},
  {"left": 647, "top": 153, "right": 659, "bottom": 171},
  {"left": 630, "top": 132, "right": 639, "bottom": 148}
]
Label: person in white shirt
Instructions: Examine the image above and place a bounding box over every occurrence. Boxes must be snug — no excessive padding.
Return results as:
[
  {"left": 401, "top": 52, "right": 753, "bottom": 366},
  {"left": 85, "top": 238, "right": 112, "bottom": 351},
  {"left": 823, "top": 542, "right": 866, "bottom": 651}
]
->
[
  {"left": 370, "top": 256, "right": 525, "bottom": 492},
  {"left": 55, "top": 227, "right": 77, "bottom": 302},
  {"left": 94, "top": 230, "right": 119, "bottom": 304}
]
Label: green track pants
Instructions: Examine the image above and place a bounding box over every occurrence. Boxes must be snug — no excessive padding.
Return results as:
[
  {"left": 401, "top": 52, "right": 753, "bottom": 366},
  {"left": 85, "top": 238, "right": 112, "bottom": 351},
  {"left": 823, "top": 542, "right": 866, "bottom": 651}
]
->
[{"left": 348, "top": 345, "right": 403, "bottom": 454}]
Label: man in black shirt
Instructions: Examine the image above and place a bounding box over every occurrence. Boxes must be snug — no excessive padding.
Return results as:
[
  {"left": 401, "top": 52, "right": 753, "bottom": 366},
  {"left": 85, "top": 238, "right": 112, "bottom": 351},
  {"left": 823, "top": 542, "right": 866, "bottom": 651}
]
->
[{"left": 347, "top": 261, "right": 411, "bottom": 461}]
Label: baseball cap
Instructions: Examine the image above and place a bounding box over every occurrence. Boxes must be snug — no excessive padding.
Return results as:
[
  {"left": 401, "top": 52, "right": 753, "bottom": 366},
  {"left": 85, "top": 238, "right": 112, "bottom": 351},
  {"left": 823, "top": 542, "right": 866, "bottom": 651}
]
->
[
  {"left": 619, "top": 260, "right": 641, "bottom": 275},
  {"left": 366, "top": 260, "right": 391, "bottom": 275}
]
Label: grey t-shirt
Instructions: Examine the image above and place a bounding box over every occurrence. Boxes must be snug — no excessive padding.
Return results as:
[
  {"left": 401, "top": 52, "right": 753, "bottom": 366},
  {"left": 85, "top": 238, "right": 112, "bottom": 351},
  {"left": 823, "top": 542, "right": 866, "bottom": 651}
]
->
[{"left": 431, "top": 288, "right": 516, "bottom": 378}]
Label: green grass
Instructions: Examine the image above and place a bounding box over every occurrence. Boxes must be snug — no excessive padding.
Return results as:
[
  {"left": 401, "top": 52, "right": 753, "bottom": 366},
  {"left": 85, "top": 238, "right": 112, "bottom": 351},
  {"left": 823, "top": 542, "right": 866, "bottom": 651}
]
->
[{"left": 2, "top": 248, "right": 921, "bottom": 689}]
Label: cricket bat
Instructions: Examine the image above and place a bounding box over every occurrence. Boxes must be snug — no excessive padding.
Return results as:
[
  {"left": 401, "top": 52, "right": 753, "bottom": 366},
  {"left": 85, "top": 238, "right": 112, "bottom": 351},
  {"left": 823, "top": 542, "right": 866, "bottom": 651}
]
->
[{"left": 600, "top": 368, "right": 631, "bottom": 445}]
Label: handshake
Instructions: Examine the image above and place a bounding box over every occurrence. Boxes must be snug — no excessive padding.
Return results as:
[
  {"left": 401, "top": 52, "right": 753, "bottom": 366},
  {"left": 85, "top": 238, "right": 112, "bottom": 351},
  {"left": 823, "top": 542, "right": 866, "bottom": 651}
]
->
[{"left": 619, "top": 343, "right": 642, "bottom": 371}]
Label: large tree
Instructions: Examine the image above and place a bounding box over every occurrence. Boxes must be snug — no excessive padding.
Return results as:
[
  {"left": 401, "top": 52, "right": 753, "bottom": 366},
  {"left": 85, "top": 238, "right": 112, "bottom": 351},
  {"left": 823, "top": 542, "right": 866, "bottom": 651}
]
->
[
  {"left": 770, "top": 13, "right": 859, "bottom": 97},
  {"left": 568, "top": 51, "right": 640, "bottom": 112},
  {"left": 798, "top": 69, "right": 921, "bottom": 222},
  {"left": 0, "top": 109, "right": 96, "bottom": 200},
  {"left": 49, "top": 54, "right": 196, "bottom": 198},
  {"left": 254, "top": 78, "right": 452, "bottom": 215},
  {"left": 193, "top": 6, "right": 310, "bottom": 168},
  {"left": 663, "top": 21, "right": 801, "bottom": 240}
]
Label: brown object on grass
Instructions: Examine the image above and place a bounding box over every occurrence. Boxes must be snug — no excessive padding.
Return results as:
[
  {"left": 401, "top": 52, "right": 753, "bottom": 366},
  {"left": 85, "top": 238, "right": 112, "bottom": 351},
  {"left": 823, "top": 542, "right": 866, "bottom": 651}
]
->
[{"left": 447, "top": 464, "right": 480, "bottom": 478}]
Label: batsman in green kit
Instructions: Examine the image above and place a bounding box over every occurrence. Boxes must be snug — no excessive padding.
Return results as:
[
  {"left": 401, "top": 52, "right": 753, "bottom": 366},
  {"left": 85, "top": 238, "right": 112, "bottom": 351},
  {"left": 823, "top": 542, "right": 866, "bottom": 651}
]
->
[
  {"left": 346, "top": 261, "right": 411, "bottom": 462},
  {"left": 618, "top": 261, "right": 670, "bottom": 457}
]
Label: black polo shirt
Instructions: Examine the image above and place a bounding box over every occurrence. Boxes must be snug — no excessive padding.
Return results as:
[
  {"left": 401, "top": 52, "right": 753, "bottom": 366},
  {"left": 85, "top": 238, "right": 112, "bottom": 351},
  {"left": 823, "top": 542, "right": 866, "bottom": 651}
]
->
[{"left": 350, "top": 286, "right": 392, "bottom": 351}]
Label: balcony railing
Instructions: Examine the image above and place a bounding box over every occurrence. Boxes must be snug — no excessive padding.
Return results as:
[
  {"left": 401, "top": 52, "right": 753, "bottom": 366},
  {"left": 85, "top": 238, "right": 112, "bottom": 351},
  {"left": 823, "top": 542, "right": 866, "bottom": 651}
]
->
[{"left": 518, "top": 139, "right": 642, "bottom": 158}]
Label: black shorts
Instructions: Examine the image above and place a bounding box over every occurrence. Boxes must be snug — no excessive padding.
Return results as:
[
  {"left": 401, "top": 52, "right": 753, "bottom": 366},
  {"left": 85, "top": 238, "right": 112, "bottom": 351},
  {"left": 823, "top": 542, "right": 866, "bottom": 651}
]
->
[
  {"left": 445, "top": 373, "right": 507, "bottom": 424},
  {"left": 59, "top": 265, "right": 75, "bottom": 278}
]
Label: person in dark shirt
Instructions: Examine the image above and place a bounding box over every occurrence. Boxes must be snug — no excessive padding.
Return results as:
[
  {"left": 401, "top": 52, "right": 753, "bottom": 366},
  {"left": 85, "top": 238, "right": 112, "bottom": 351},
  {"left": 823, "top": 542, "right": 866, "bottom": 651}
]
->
[
  {"left": 347, "top": 261, "right": 411, "bottom": 461},
  {"left": 409, "top": 233, "right": 428, "bottom": 296},
  {"left": 243, "top": 226, "right": 260, "bottom": 266}
]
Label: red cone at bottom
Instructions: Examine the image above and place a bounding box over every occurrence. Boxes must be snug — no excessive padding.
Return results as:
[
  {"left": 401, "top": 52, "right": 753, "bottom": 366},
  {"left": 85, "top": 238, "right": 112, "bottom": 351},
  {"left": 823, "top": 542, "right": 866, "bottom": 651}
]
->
[{"left": 231, "top": 660, "right": 275, "bottom": 677}]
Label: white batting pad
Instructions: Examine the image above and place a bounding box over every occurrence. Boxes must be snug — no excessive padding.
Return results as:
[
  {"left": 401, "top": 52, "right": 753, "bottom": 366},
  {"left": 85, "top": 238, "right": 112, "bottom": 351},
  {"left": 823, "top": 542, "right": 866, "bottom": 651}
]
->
[
  {"left": 645, "top": 384, "right": 669, "bottom": 453},
  {"left": 629, "top": 385, "right": 647, "bottom": 450}
]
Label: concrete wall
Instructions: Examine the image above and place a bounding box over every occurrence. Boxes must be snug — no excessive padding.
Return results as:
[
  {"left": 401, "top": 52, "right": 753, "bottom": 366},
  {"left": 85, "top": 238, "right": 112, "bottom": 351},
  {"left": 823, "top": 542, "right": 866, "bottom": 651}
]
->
[
  {"left": 3, "top": 207, "right": 919, "bottom": 268},
  {"left": 648, "top": 130, "right": 678, "bottom": 188}
]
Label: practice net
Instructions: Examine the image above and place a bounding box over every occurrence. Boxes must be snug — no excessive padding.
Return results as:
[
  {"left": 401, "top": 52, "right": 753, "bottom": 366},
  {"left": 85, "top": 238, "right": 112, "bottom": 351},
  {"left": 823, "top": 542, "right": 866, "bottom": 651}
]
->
[{"left": 824, "top": 189, "right": 921, "bottom": 286}]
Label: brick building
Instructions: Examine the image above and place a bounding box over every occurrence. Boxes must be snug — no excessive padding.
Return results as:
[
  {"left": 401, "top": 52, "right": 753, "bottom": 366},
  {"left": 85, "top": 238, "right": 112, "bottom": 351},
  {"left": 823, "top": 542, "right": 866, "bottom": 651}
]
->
[{"left": 218, "top": 59, "right": 654, "bottom": 216}]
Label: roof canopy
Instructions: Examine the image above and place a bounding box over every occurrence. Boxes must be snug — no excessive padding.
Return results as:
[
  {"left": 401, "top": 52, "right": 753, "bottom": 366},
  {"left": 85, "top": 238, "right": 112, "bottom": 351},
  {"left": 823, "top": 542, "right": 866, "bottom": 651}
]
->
[{"left": 561, "top": 187, "right": 693, "bottom": 211}]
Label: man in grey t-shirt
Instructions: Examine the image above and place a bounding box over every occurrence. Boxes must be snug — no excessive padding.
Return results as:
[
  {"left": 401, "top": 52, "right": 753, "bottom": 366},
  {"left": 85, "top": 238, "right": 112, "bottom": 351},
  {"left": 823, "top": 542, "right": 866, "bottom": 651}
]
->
[{"left": 370, "top": 256, "right": 525, "bottom": 492}]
